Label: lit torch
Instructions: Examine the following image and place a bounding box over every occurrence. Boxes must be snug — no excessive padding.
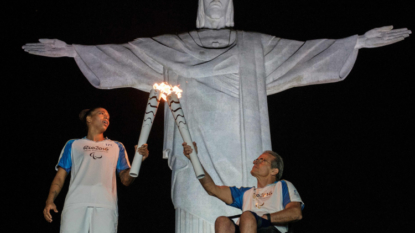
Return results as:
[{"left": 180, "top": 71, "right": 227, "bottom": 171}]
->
[
  {"left": 166, "top": 91, "right": 205, "bottom": 180},
  {"left": 129, "top": 87, "right": 163, "bottom": 177}
]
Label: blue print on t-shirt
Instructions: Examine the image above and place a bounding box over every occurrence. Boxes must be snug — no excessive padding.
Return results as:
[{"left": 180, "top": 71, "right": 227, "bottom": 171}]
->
[
  {"left": 115, "top": 141, "right": 130, "bottom": 173},
  {"left": 281, "top": 180, "right": 291, "bottom": 208},
  {"left": 57, "top": 140, "right": 75, "bottom": 173},
  {"left": 228, "top": 186, "right": 252, "bottom": 210}
]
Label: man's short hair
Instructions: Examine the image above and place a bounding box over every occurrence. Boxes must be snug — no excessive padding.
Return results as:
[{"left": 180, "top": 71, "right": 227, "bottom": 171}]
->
[{"left": 264, "top": 150, "right": 284, "bottom": 181}]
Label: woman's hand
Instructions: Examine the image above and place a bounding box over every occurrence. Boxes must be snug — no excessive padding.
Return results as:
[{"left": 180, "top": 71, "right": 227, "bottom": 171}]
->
[
  {"left": 135, "top": 144, "right": 149, "bottom": 161},
  {"left": 43, "top": 201, "right": 58, "bottom": 223}
]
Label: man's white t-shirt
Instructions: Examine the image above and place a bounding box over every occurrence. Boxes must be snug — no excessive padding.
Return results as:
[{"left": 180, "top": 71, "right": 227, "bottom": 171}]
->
[
  {"left": 56, "top": 137, "right": 131, "bottom": 211},
  {"left": 228, "top": 180, "right": 304, "bottom": 233}
]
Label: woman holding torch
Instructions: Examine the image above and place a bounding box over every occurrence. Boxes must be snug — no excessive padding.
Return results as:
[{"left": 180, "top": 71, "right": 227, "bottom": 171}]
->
[{"left": 43, "top": 107, "right": 149, "bottom": 233}]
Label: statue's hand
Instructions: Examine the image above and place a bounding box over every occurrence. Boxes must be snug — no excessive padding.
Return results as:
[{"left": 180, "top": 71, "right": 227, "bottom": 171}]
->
[
  {"left": 355, "top": 26, "right": 411, "bottom": 49},
  {"left": 22, "top": 39, "right": 76, "bottom": 57}
]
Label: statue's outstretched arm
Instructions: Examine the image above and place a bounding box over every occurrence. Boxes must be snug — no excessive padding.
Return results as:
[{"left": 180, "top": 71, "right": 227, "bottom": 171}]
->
[
  {"left": 355, "top": 26, "right": 411, "bottom": 49},
  {"left": 22, "top": 39, "right": 76, "bottom": 58},
  {"left": 22, "top": 38, "right": 163, "bottom": 92}
]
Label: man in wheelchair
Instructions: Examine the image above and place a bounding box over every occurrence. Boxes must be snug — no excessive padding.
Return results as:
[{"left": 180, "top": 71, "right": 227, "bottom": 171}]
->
[{"left": 182, "top": 142, "right": 304, "bottom": 233}]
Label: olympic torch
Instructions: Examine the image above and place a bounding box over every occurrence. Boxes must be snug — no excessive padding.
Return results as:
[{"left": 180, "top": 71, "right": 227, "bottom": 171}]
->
[
  {"left": 166, "top": 92, "right": 205, "bottom": 179},
  {"left": 129, "top": 88, "right": 163, "bottom": 177}
]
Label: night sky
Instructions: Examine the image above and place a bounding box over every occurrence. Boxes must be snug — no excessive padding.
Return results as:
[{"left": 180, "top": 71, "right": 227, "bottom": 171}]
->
[{"left": 9, "top": 0, "right": 414, "bottom": 232}]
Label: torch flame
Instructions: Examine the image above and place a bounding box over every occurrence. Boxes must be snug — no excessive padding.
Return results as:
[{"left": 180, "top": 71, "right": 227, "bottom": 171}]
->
[{"left": 153, "top": 82, "right": 183, "bottom": 101}]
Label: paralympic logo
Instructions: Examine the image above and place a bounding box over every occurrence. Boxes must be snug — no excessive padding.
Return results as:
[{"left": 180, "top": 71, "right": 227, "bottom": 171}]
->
[{"left": 90, "top": 152, "right": 102, "bottom": 160}]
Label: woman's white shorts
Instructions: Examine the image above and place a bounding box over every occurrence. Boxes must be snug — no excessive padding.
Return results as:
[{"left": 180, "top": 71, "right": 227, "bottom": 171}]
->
[{"left": 60, "top": 206, "right": 118, "bottom": 233}]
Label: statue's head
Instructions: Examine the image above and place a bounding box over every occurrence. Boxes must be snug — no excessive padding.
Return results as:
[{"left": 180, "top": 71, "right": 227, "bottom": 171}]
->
[{"left": 197, "top": 0, "right": 234, "bottom": 29}]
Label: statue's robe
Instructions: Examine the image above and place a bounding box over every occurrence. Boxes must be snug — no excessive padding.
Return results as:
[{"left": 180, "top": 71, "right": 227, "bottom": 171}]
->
[{"left": 73, "top": 30, "right": 358, "bottom": 233}]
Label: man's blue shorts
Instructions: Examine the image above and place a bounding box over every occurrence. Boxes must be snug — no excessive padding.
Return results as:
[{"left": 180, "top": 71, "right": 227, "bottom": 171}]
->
[{"left": 229, "top": 211, "right": 279, "bottom": 233}]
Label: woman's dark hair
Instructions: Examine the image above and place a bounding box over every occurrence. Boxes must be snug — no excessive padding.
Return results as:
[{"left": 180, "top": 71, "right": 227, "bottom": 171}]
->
[{"left": 79, "top": 107, "right": 103, "bottom": 126}]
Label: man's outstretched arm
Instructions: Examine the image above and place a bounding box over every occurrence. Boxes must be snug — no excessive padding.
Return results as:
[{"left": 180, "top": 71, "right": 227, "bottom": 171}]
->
[{"left": 183, "top": 142, "right": 233, "bottom": 205}]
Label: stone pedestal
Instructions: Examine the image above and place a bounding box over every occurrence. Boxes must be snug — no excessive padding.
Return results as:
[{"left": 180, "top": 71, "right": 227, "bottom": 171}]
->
[{"left": 175, "top": 208, "right": 214, "bottom": 233}]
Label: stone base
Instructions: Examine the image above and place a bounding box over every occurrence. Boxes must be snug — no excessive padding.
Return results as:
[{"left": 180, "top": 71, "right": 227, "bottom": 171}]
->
[{"left": 175, "top": 208, "right": 214, "bottom": 233}]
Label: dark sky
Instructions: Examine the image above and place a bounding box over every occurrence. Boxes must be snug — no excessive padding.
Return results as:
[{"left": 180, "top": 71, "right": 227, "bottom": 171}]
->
[{"left": 8, "top": 0, "right": 414, "bottom": 232}]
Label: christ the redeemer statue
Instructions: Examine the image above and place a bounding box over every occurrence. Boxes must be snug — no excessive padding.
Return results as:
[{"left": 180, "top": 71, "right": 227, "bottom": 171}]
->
[{"left": 23, "top": 0, "right": 410, "bottom": 232}]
